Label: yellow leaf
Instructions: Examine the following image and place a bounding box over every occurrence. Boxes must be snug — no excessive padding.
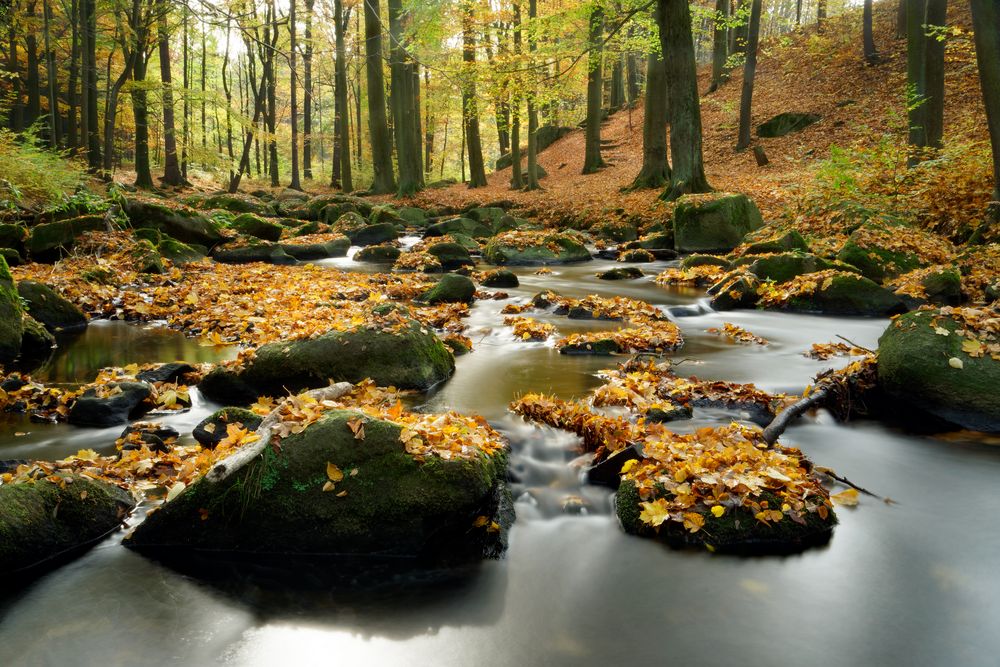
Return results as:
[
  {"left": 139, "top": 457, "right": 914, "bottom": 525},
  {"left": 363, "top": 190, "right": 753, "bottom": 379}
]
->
[
  {"left": 326, "top": 462, "right": 344, "bottom": 482},
  {"left": 683, "top": 512, "right": 705, "bottom": 533},
  {"left": 831, "top": 488, "right": 860, "bottom": 507},
  {"left": 638, "top": 498, "right": 670, "bottom": 527},
  {"left": 620, "top": 459, "right": 638, "bottom": 474},
  {"left": 322, "top": 481, "right": 336, "bottom": 492},
  {"left": 948, "top": 357, "right": 964, "bottom": 369},
  {"left": 961, "top": 339, "right": 984, "bottom": 356},
  {"left": 336, "top": 490, "right": 348, "bottom": 497},
  {"left": 710, "top": 505, "right": 725, "bottom": 518},
  {"left": 472, "top": 515, "right": 489, "bottom": 527},
  {"left": 166, "top": 482, "right": 186, "bottom": 502}
]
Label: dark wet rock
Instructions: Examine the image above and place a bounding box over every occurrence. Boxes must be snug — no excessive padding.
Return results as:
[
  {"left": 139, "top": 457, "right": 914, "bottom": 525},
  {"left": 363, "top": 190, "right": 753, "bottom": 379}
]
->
[
  {"left": 0, "top": 475, "right": 134, "bottom": 575},
  {"left": 419, "top": 274, "right": 476, "bottom": 304},
  {"left": 483, "top": 232, "right": 591, "bottom": 266},
  {"left": 125, "top": 409, "right": 510, "bottom": 562},
  {"left": 775, "top": 272, "right": 905, "bottom": 316},
  {"left": 673, "top": 193, "right": 763, "bottom": 252},
  {"left": 0, "top": 223, "right": 28, "bottom": 254},
  {"left": 0, "top": 248, "right": 21, "bottom": 266},
  {"left": 597, "top": 267, "right": 644, "bottom": 280},
  {"left": 756, "top": 112, "right": 822, "bottom": 138},
  {"left": 634, "top": 232, "right": 674, "bottom": 250},
  {"left": 426, "top": 242, "right": 474, "bottom": 270},
  {"left": 193, "top": 408, "right": 263, "bottom": 449},
  {"left": 668, "top": 304, "right": 711, "bottom": 318},
  {"left": 198, "top": 319, "right": 454, "bottom": 404},
  {"left": 481, "top": 269, "right": 520, "bottom": 288},
  {"left": 619, "top": 249, "right": 655, "bottom": 263},
  {"left": 709, "top": 274, "right": 761, "bottom": 311},
  {"left": 586, "top": 444, "right": 642, "bottom": 489},
  {"left": 645, "top": 404, "right": 694, "bottom": 422},
  {"left": 118, "top": 422, "right": 180, "bottom": 453},
  {"left": 279, "top": 236, "right": 350, "bottom": 260},
  {"left": 16, "top": 280, "right": 87, "bottom": 333},
  {"left": 747, "top": 251, "right": 850, "bottom": 283},
  {"left": 877, "top": 308, "right": 1000, "bottom": 432},
  {"left": 426, "top": 217, "right": 493, "bottom": 239},
  {"left": 136, "top": 362, "right": 196, "bottom": 385},
  {"left": 0, "top": 256, "right": 24, "bottom": 365},
  {"left": 348, "top": 222, "right": 399, "bottom": 247},
  {"left": 68, "top": 381, "right": 153, "bottom": 427},
  {"left": 355, "top": 244, "right": 402, "bottom": 263},
  {"left": 18, "top": 316, "right": 55, "bottom": 365},
  {"left": 212, "top": 242, "right": 297, "bottom": 265},
  {"left": 26, "top": 215, "right": 106, "bottom": 260},
  {"left": 157, "top": 236, "right": 205, "bottom": 264},
  {"left": 231, "top": 213, "right": 284, "bottom": 242},
  {"left": 680, "top": 254, "right": 732, "bottom": 270},
  {"left": 123, "top": 199, "right": 226, "bottom": 248}
]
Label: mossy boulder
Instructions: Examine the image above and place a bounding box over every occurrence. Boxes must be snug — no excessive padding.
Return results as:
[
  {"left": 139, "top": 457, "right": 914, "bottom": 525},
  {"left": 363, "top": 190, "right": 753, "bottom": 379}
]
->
[
  {"left": 709, "top": 273, "right": 761, "bottom": 311},
  {"left": 331, "top": 211, "right": 367, "bottom": 236},
  {"left": 0, "top": 248, "right": 21, "bottom": 266},
  {"left": 0, "top": 256, "right": 24, "bottom": 365},
  {"left": 592, "top": 221, "right": 639, "bottom": 242},
  {"left": 125, "top": 409, "right": 509, "bottom": 562},
  {"left": 597, "top": 267, "right": 643, "bottom": 280},
  {"left": 481, "top": 269, "right": 520, "bottom": 288},
  {"left": 616, "top": 482, "right": 834, "bottom": 554},
  {"left": 877, "top": 308, "right": 1000, "bottom": 432},
  {"left": 348, "top": 222, "right": 398, "bottom": 247},
  {"left": 619, "top": 249, "right": 656, "bottom": 263},
  {"left": 426, "top": 242, "right": 474, "bottom": 270},
  {"left": 756, "top": 112, "right": 822, "bottom": 138},
  {"left": 0, "top": 223, "right": 28, "bottom": 253},
  {"left": 212, "top": 242, "right": 297, "bottom": 265},
  {"left": 308, "top": 194, "right": 373, "bottom": 220},
  {"left": 157, "top": 237, "right": 205, "bottom": 264},
  {"left": 19, "top": 316, "right": 56, "bottom": 364},
  {"left": 397, "top": 206, "right": 429, "bottom": 227},
  {"left": 26, "top": 214, "right": 106, "bottom": 260},
  {"left": 293, "top": 220, "right": 322, "bottom": 236},
  {"left": 123, "top": 198, "right": 226, "bottom": 248},
  {"left": 131, "top": 239, "right": 165, "bottom": 274},
  {"left": 920, "top": 267, "right": 963, "bottom": 306},
  {"left": 199, "top": 192, "right": 266, "bottom": 214},
  {"left": 231, "top": 213, "right": 284, "bottom": 242},
  {"left": 279, "top": 236, "right": 350, "bottom": 260},
  {"left": 493, "top": 215, "right": 527, "bottom": 235},
  {"left": 426, "top": 217, "right": 493, "bottom": 240},
  {"left": 835, "top": 222, "right": 950, "bottom": 283},
  {"left": 747, "top": 251, "right": 850, "bottom": 283},
  {"left": 198, "top": 319, "right": 455, "bottom": 404},
  {"left": 680, "top": 254, "right": 732, "bottom": 270},
  {"left": 742, "top": 230, "right": 810, "bottom": 255},
  {"left": 355, "top": 244, "right": 402, "bottom": 263},
  {"left": 16, "top": 280, "right": 88, "bottom": 333},
  {"left": 193, "top": 407, "right": 263, "bottom": 449},
  {"left": 419, "top": 274, "right": 476, "bottom": 304},
  {"left": 634, "top": 231, "right": 674, "bottom": 250},
  {"left": 466, "top": 207, "right": 507, "bottom": 226},
  {"left": 483, "top": 232, "right": 591, "bottom": 266},
  {"left": 369, "top": 205, "right": 405, "bottom": 226},
  {"left": 672, "top": 193, "right": 763, "bottom": 252},
  {"left": 68, "top": 381, "right": 153, "bottom": 427},
  {"left": 777, "top": 272, "right": 904, "bottom": 316},
  {"left": 0, "top": 476, "right": 134, "bottom": 575}
]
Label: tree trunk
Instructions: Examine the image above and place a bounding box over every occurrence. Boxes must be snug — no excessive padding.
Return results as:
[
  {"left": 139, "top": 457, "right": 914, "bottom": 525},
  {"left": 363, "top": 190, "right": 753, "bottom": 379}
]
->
[
  {"left": 133, "top": 51, "right": 154, "bottom": 189},
  {"left": 42, "top": 0, "right": 60, "bottom": 147},
  {"left": 796, "top": 0, "right": 802, "bottom": 25},
  {"left": 83, "top": 0, "right": 100, "bottom": 168},
  {"left": 736, "top": 0, "right": 763, "bottom": 151},
  {"left": 659, "top": 0, "right": 712, "bottom": 200},
  {"left": 303, "top": 0, "right": 313, "bottom": 180},
  {"left": 610, "top": 55, "right": 625, "bottom": 110},
  {"left": 201, "top": 21, "right": 206, "bottom": 165},
  {"left": 629, "top": 52, "right": 670, "bottom": 189},
  {"left": 334, "top": 0, "right": 352, "bottom": 191},
  {"left": 626, "top": 51, "right": 640, "bottom": 103},
  {"left": 461, "top": 0, "right": 487, "bottom": 188},
  {"left": 388, "top": 0, "right": 421, "bottom": 195},
  {"left": 424, "top": 69, "right": 434, "bottom": 174},
  {"left": 181, "top": 1, "right": 189, "bottom": 177},
  {"left": 906, "top": 0, "right": 928, "bottom": 158},
  {"left": 897, "top": 0, "right": 906, "bottom": 38},
  {"left": 265, "top": 0, "right": 279, "bottom": 187},
  {"left": 817, "top": 0, "right": 827, "bottom": 27},
  {"left": 970, "top": 0, "right": 1000, "bottom": 201},
  {"left": 25, "top": 1, "right": 41, "bottom": 130},
  {"left": 158, "top": 0, "right": 184, "bottom": 186},
  {"left": 510, "top": 1, "right": 524, "bottom": 190},
  {"left": 708, "top": 0, "right": 730, "bottom": 93},
  {"left": 525, "top": 0, "right": 541, "bottom": 190},
  {"left": 289, "top": 0, "right": 302, "bottom": 190},
  {"left": 863, "top": 0, "right": 879, "bottom": 64},
  {"left": 363, "top": 0, "right": 396, "bottom": 193},
  {"left": 67, "top": 0, "right": 79, "bottom": 148},
  {"left": 582, "top": 5, "right": 605, "bottom": 175},
  {"left": 922, "top": 0, "right": 947, "bottom": 150}
]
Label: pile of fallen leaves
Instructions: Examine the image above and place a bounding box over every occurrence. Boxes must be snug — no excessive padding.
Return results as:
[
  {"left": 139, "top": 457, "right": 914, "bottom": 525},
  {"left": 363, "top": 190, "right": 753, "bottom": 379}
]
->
[
  {"left": 655, "top": 265, "right": 730, "bottom": 287},
  {"left": 411, "top": 234, "right": 480, "bottom": 252},
  {"left": 846, "top": 223, "right": 955, "bottom": 267},
  {"left": 957, "top": 244, "right": 1000, "bottom": 303},
  {"left": 393, "top": 250, "right": 443, "bottom": 273},
  {"left": 489, "top": 230, "right": 565, "bottom": 253},
  {"left": 805, "top": 341, "right": 871, "bottom": 360},
  {"left": 707, "top": 323, "right": 768, "bottom": 345},
  {"left": 556, "top": 319, "right": 684, "bottom": 355},
  {"left": 756, "top": 269, "right": 856, "bottom": 308},
  {"left": 924, "top": 304, "right": 1000, "bottom": 361},
  {"left": 504, "top": 316, "right": 556, "bottom": 341}
]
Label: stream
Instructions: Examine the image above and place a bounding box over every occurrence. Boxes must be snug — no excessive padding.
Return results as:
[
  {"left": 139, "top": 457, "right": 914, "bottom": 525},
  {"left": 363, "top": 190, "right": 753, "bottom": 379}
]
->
[{"left": 2, "top": 252, "right": 999, "bottom": 666}]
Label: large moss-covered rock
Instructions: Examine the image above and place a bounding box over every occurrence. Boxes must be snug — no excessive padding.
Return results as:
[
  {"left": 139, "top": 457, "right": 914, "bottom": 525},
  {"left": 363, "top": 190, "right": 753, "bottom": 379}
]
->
[
  {"left": 0, "top": 223, "right": 28, "bottom": 253},
  {"left": 747, "top": 251, "right": 851, "bottom": 283},
  {"left": 597, "top": 267, "right": 643, "bottom": 280},
  {"left": 741, "top": 230, "right": 810, "bottom": 255},
  {"left": 193, "top": 407, "right": 262, "bottom": 449},
  {"left": 198, "top": 320, "right": 455, "bottom": 404},
  {"left": 877, "top": 308, "right": 1000, "bottom": 432},
  {"left": 481, "top": 269, "right": 519, "bottom": 288},
  {"left": 157, "top": 237, "right": 205, "bottom": 264},
  {"left": 18, "top": 316, "right": 55, "bottom": 364},
  {"left": 709, "top": 273, "right": 761, "bottom": 311},
  {"left": 131, "top": 239, "right": 165, "bottom": 274},
  {"left": 369, "top": 205, "right": 405, "bottom": 226},
  {"left": 672, "top": 193, "right": 763, "bottom": 252},
  {"left": 419, "top": 274, "right": 476, "bottom": 304},
  {"left": 483, "top": 231, "right": 591, "bottom": 265},
  {"left": 592, "top": 221, "right": 638, "bottom": 242},
  {"left": 397, "top": 206, "right": 429, "bottom": 227},
  {"left": 26, "top": 215, "right": 106, "bottom": 260},
  {"left": 348, "top": 222, "right": 398, "bottom": 246},
  {"left": 0, "top": 476, "right": 134, "bottom": 574},
  {"left": 308, "top": 193, "right": 374, "bottom": 220},
  {"left": 231, "top": 213, "right": 284, "bottom": 242},
  {"left": 16, "top": 280, "right": 88, "bottom": 333},
  {"left": 835, "top": 222, "right": 952, "bottom": 283},
  {"left": 125, "top": 409, "right": 509, "bottom": 561},
  {"left": 0, "top": 256, "right": 24, "bottom": 364},
  {"left": 355, "top": 244, "right": 402, "bottom": 263},
  {"left": 426, "top": 242, "right": 474, "bottom": 269},
  {"left": 756, "top": 112, "right": 821, "bottom": 138},
  {"left": 279, "top": 236, "right": 350, "bottom": 260},
  {"left": 680, "top": 254, "right": 731, "bottom": 270},
  {"left": 775, "top": 272, "right": 904, "bottom": 316},
  {"left": 68, "top": 381, "right": 153, "bottom": 427},
  {"left": 212, "top": 242, "right": 297, "bottom": 265},
  {"left": 124, "top": 198, "right": 226, "bottom": 248},
  {"left": 199, "top": 192, "right": 266, "bottom": 214},
  {"left": 426, "top": 217, "right": 493, "bottom": 239}
]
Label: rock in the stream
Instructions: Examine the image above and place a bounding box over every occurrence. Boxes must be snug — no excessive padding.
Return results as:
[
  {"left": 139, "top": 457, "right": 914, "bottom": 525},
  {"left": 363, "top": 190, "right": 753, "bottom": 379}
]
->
[
  {"left": 348, "top": 222, "right": 399, "bottom": 247},
  {"left": 680, "top": 254, "right": 732, "bottom": 270},
  {"left": 16, "top": 280, "right": 88, "bottom": 333},
  {"left": 672, "top": 193, "right": 763, "bottom": 253},
  {"left": 773, "top": 271, "right": 904, "bottom": 316},
  {"left": 198, "top": 318, "right": 455, "bottom": 404},
  {"left": 136, "top": 362, "right": 196, "bottom": 384},
  {"left": 0, "top": 475, "right": 134, "bottom": 575},
  {"left": 118, "top": 422, "right": 180, "bottom": 453},
  {"left": 619, "top": 249, "right": 655, "bottom": 263},
  {"left": 426, "top": 217, "right": 493, "bottom": 240},
  {"left": 124, "top": 198, "right": 226, "bottom": 248},
  {"left": 68, "top": 382, "right": 153, "bottom": 427},
  {"left": 597, "top": 267, "right": 643, "bottom": 280},
  {"left": 426, "top": 242, "right": 474, "bottom": 270},
  {"left": 483, "top": 231, "right": 591, "bottom": 266},
  {"left": 355, "top": 244, "right": 402, "bottom": 263},
  {"left": 212, "top": 242, "right": 297, "bottom": 265},
  {"left": 0, "top": 256, "right": 23, "bottom": 365},
  {"left": 747, "top": 251, "right": 853, "bottom": 283},
  {"left": 419, "top": 274, "right": 476, "bottom": 304},
  {"left": 125, "top": 409, "right": 510, "bottom": 562},
  {"left": 193, "top": 407, "right": 263, "bottom": 449},
  {"left": 481, "top": 269, "right": 520, "bottom": 288},
  {"left": 279, "top": 236, "right": 350, "bottom": 260},
  {"left": 877, "top": 307, "right": 1000, "bottom": 432},
  {"left": 230, "top": 213, "right": 284, "bottom": 242}
]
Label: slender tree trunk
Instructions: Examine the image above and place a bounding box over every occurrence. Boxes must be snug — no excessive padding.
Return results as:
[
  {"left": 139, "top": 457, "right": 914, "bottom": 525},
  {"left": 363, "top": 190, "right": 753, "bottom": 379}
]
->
[
  {"left": 629, "top": 52, "right": 670, "bottom": 189},
  {"left": 510, "top": 1, "right": 523, "bottom": 189},
  {"left": 102, "top": 55, "right": 131, "bottom": 175},
  {"left": 708, "top": 0, "right": 729, "bottom": 93},
  {"left": 42, "top": 0, "right": 60, "bottom": 146},
  {"left": 158, "top": 0, "right": 184, "bottom": 186},
  {"left": 796, "top": 0, "right": 802, "bottom": 25},
  {"left": 303, "top": 0, "right": 313, "bottom": 180},
  {"left": 461, "top": 0, "right": 487, "bottom": 188},
  {"left": 8, "top": 7, "right": 24, "bottom": 133},
  {"left": 412, "top": 64, "right": 423, "bottom": 184},
  {"left": 424, "top": 69, "right": 434, "bottom": 173},
  {"left": 289, "top": 0, "right": 302, "bottom": 190},
  {"left": 25, "top": 1, "right": 41, "bottom": 130},
  {"left": 388, "top": 0, "right": 420, "bottom": 194},
  {"left": 364, "top": 0, "right": 396, "bottom": 193},
  {"left": 736, "top": 0, "right": 763, "bottom": 151},
  {"left": 201, "top": 21, "right": 206, "bottom": 165},
  {"left": 906, "top": 0, "right": 928, "bottom": 158},
  {"left": 222, "top": 18, "right": 235, "bottom": 182},
  {"left": 863, "top": 0, "right": 879, "bottom": 64},
  {"left": 970, "top": 0, "right": 1000, "bottom": 202},
  {"left": 897, "top": 0, "right": 906, "bottom": 38},
  {"left": 181, "top": 0, "right": 189, "bottom": 177},
  {"left": 610, "top": 55, "right": 625, "bottom": 110},
  {"left": 334, "top": 0, "right": 352, "bottom": 191},
  {"left": 133, "top": 51, "right": 154, "bottom": 189},
  {"left": 626, "top": 51, "right": 640, "bottom": 104},
  {"left": 582, "top": 5, "right": 605, "bottom": 174},
  {"left": 525, "top": 0, "right": 541, "bottom": 190},
  {"left": 922, "top": 0, "right": 947, "bottom": 150},
  {"left": 659, "top": 0, "right": 712, "bottom": 199},
  {"left": 817, "top": 0, "right": 827, "bottom": 28},
  {"left": 67, "top": 0, "right": 79, "bottom": 148}
]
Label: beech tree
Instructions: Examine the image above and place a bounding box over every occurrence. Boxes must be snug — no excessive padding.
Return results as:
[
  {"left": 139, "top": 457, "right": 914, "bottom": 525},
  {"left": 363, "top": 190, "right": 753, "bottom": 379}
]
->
[{"left": 970, "top": 0, "right": 1000, "bottom": 205}]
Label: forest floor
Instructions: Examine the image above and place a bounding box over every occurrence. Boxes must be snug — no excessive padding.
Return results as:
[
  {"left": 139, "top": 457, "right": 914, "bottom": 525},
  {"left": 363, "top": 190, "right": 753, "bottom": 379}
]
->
[{"left": 410, "top": 1, "right": 991, "bottom": 237}]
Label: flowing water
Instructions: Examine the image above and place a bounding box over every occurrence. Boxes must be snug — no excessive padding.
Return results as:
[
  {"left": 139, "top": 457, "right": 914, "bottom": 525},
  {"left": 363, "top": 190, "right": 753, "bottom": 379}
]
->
[{"left": 2, "top": 253, "right": 999, "bottom": 666}]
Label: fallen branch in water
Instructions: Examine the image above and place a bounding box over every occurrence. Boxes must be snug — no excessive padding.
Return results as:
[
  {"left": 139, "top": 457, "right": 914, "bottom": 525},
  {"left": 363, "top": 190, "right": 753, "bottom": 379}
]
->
[
  {"left": 762, "top": 388, "right": 829, "bottom": 445},
  {"left": 813, "top": 466, "right": 884, "bottom": 500}
]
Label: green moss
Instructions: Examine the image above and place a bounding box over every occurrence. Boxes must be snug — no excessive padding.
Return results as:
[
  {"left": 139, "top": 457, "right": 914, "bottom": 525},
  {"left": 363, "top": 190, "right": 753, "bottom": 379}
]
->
[
  {"left": 355, "top": 244, "right": 402, "bottom": 263},
  {"left": 680, "top": 254, "right": 732, "bottom": 270},
  {"left": 231, "top": 213, "right": 284, "bottom": 242},
  {"left": 426, "top": 217, "right": 493, "bottom": 239},
  {"left": 483, "top": 233, "right": 591, "bottom": 266},
  {"left": 419, "top": 274, "right": 476, "bottom": 304},
  {"left": 16, "top": 280, "right": 88, "bottom": 332},
  {"left": 26, "top": 215, "right": 106, "bottom": 259},
  {"left": 426, "top": 242, "right": 473, "bottom": 269},
  {"left": 748, "top": 251, "right": 851, "bottom": 283},
  {"left": 673, "top": 193, "right": 763, "bottom": 252},
  {"left": 782, "top": 273, "right": 903, "bottom": 316},
  {"left": 0, "top": 255, "right": 24, "bottom": 364},
  {"left": 348, "top": 222, "right": 399, "bottom": 246}
]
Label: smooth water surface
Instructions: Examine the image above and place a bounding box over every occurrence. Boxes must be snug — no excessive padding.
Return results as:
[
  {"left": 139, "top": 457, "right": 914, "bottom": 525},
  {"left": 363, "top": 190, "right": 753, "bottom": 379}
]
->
[{"left": 2, "top": 254, "right": 998, "bottom": 667}]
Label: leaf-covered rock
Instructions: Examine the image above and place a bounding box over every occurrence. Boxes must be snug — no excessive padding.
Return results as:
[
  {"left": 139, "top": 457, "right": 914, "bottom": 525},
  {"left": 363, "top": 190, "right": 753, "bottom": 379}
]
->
[
  {"left": 483, "top": 231, "right": 591, "bottom": 265},
  {"left": 672, "top": 193, "right": 764, "bottom": 252}
]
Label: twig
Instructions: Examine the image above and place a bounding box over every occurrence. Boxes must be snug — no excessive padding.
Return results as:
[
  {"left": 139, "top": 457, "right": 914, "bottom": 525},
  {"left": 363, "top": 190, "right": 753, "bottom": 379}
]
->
[
  {"left": 835, "top": 334, "right": 875, "bottom": 355},
  {"left": 813, "top": 466, "right": 883, "bottom": 500}
]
